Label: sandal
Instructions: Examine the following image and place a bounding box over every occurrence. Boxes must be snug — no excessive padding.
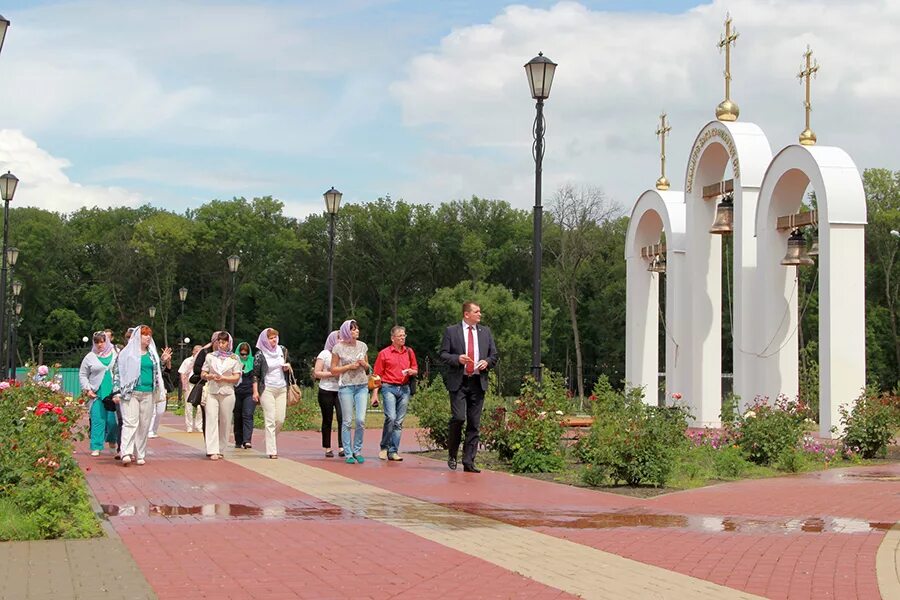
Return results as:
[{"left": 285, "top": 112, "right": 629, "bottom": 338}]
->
[
  {"left": 268, "top": 454, "right": 278, "bottom": 459},
  {"left": 210, "top": 454, "right": 221, "bottom": 461},
  {"left": 325, "top": 449, "right": 334, "bottom": 458}
]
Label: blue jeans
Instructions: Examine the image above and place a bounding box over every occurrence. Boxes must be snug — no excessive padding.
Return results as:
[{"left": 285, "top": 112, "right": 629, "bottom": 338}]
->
[
  {"left": 339, "top": 384, "right": 368, "bottom": 457},
  {"left": 380, "top": 384, "right": 409, "bottom": 454}
]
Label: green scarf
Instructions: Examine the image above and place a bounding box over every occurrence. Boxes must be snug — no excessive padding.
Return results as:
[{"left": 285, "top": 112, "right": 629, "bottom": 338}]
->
[{"left": 235, "top": 341, "right": 254, "bottom": 373}]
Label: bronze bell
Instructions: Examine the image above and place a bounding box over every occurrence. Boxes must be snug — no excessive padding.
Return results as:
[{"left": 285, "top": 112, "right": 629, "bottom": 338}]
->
[
  {"left": 709, "top": 193, "right": 734, "bottom": 235},
  {"left": 648, "top": 253, "right": 666, "bottom": 274},
  {"left": 808, "top": 234, "right": 819, "bottom": 257},
  {"left": 781, "top": 229, "right": 815, "bottom": 266}
]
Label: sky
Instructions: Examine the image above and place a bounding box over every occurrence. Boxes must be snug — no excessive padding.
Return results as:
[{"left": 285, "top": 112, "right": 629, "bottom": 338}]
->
[{"left": 0, "top": 0, "right": 897, "bottom": 219}]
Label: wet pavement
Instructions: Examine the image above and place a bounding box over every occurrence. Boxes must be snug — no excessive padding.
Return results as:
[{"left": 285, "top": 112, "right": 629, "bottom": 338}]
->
[{"left": 68, "top": 413, "right": 900, "bottom": 599}]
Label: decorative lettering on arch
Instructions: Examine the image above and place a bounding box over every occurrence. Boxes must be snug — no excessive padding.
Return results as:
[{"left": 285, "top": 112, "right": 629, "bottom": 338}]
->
[{"left": 685, "top": 127, "right": 741, "bottom": 193}]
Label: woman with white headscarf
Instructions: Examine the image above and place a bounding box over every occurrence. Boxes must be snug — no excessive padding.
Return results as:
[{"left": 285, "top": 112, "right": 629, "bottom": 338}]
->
[
  {"left": 313, "top": 330, "right": 343, "bottom": 458},
  {"left": 112, "top": 325, "right": 167, "bottom": 466},
  {"left": 79, "top": 330, "right": 118, "bottom": 456},
  {"left": 252, "top": 327, "right": 291, "bottom": 459},
  {"left": 200, "top": 331, "right": 242, "bottom": 460}
]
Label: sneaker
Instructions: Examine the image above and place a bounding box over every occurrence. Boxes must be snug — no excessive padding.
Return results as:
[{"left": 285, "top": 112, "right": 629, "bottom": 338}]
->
[
  {"left": 90, "top": 450, "right": 100, "bottom": 457},
  {"left": 121, "top": 455, "right": 132, "bottom": 466},
  {"left": 388, "top": 452, "right": 403, "bottom": 462},
  {"left": 136, "top": 458, "right": 146, "bottom": 466},
  {"left": 345, "top": 456, "right": 356, "bottom": 464},
  {"left": 355, "top": 455, "right": 366, "bottom": 464},
  {"left": 378, "top": 449, "right": 388, "bottom": 460}
]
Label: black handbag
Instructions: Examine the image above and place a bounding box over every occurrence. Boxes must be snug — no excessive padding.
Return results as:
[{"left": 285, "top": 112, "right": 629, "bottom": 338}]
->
[
  {"left": 407, "top": 375, "right": 418, "bottom": 396},
  {"left": 187, "top": 381, "right": 206, "bottom": 407},
  {"left": 101, "top": 392, "right": 118, "bottom": 412}
]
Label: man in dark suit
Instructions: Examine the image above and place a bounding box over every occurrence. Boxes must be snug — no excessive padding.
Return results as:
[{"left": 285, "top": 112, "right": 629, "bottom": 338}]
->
[{"left": 440, "top": 301, "right": 499, "bottom": 473}]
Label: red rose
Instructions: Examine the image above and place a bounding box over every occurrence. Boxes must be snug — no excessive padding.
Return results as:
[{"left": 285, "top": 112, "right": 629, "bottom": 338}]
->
[
  {"left": 52, "top": 406, "right": 64, "bottom": 414},
  {"left": 35, "top": 407, "right": 49, "bottom": 416},
  {"left": 58, "top": 415, "right": 68, "bottom": 423}
]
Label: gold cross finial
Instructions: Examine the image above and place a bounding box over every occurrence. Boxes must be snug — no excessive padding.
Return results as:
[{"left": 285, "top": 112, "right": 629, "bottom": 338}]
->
[
  {"left": 797, "top": 45, "right": 820, "bottom": 145},
  {"left": 655, "top": 112, "right": 671, "bottom": 190},
  {"left": 715, "top": 13, "right": 740, "bottom": 121}
]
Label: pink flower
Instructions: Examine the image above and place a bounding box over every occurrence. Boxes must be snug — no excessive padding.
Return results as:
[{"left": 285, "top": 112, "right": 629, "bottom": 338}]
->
[
  {"left": 37, "top": 365, "right": 49, "bottom": 376},
  {"left": 0, "top": 381, "right": 9, "bottom": 390},
  {"left": 672, "top": 392, "right": 682, "bottom": 400},
  {"left": 50, "top": 383, "right": 61, "bottom": 392}
]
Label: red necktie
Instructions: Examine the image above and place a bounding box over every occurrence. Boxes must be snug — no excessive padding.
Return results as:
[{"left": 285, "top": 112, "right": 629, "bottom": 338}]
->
[{"left": 466, "top": 326, "right": 475, "bottom": 375}]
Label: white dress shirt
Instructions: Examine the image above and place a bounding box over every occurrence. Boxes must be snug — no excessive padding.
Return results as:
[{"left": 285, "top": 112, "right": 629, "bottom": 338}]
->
[{"left": 461, "top": 320, "right": 480, "bottom": 373}]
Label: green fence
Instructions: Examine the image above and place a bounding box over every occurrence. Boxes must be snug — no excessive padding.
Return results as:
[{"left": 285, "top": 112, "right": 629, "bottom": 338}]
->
[{"left": 16, "top": 367, "right": 82, "bottom": 397}]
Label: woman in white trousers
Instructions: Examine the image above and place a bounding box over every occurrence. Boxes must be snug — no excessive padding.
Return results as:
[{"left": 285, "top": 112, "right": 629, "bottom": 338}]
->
[{"left": 252, "top": 327, "right": 291, "bottom": 459}]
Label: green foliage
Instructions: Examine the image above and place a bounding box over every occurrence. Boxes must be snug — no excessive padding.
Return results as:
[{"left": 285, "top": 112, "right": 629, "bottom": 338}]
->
[
  {"left": 726, "top": 396, "right": 806, "bottom": 466},
  {"left": 840, "top": 389, "right": 899, "bottom": 459},
  {"left": 409, "top": 376, "right": 451, "bottom": 450},
  {"left": 775, "top": 447, "right": 809, "bottom": 473},
  {"left": 0, "top": 374, "right": 102, "bottom": 540},
  {"left": 575, "top": 377, "right": 690, "bottom": 487},
  {"left": 250, "top": 386, "right": 317, "bottom": 431},
  {"left": 712, "top": 445, "right": 749, "bottom": 479}
]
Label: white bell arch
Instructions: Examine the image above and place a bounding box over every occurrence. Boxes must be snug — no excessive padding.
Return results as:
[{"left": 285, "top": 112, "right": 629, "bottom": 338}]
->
[
  {"left": 754, "top": 144, "right": 867, "bottom": 437},
  {"left": 683, "top": 121, "right": 772, "bottom": 425},
  {"left": 625, "top": 190, "right": 686, "bottom": 405}
]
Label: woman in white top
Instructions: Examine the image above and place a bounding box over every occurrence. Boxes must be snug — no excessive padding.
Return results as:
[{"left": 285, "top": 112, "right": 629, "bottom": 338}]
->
[
  {"left": 330, "top": 319, "right": 370, "bottom": 464},
  {"left": 200, "top": 331, "right": 242, "bottom": 460},
  {"left": 252, "top": 327, "right": 291, "bottom": 459},
  {"left": 313, "top": 330, "right": 342, "bottom": 458}
]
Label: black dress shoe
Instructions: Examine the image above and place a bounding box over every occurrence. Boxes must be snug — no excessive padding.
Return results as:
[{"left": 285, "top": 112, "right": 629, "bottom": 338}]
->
[
  {"left": 447, "top": 457, "right": 457, "bottom": 471},
  {"left": 462, "top": 464, "right": 481, "bottom": 473}
]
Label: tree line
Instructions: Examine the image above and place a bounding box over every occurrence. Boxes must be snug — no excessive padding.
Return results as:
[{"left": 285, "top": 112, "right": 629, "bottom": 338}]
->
[{"left": 6, "top": 168, "right": 898, "bottom": 397}]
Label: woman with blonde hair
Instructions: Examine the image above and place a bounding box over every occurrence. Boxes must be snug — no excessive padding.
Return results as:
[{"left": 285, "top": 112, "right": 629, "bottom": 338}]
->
[
  {"left": 252, "top": 327, "right": 291, "bottom": 459},
  {"left": 200, "top": 331, "right": 242, "bottom": 460},
  {"left": 112, "top": 325, "right": 168, "bottom": 466},
  {"left": 330, "top": 320, "right": 370, "bottom": 464},
  {"left": 79, "top": 331, "right": 118, "bottom": 456}
]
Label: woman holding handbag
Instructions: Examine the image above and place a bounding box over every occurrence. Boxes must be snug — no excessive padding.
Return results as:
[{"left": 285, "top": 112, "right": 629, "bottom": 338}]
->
[
  {"left": 79, "top": 331, "right": 118, "bottom": 457},
  {"left": 330, "top": 319, "right": 370, "bottom": 464},
  {"left": 252, "top": 327, "right": 291, "bottom": 459}
]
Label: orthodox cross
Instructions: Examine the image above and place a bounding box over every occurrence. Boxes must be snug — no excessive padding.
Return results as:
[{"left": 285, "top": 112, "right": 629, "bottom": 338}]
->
[
  {"left": 655, "top": 112, "right": 671, "bottom": 190},
  {"left": 715, "top": 14, "right": 740, "bottom": 121},
  {"left": 797, "top": 45, "right": 820, "bottom": 145}
]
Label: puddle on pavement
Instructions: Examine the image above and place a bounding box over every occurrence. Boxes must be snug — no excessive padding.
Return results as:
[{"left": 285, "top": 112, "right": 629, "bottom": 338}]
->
[
  {"left": 812, "top": 469, "right": 900, "bottom": 483},
  {"left": 101, "top": 503, "right": 348, "bottom": 520},
  {"left": 442, "top": 504, "right": 894, "bottom": 534}
]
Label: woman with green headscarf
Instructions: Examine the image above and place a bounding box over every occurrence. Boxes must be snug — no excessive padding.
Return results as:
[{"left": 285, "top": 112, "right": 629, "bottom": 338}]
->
[{"left": 233, "top": 341, "right": 256, "bottom": 449}]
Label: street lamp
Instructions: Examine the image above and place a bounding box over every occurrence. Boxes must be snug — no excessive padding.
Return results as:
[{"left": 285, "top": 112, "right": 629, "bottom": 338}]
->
[
  {"left": 10, "top": 300, "right": 20, "bottom": 378},
  {"left": 148, "top": 305, "right": 156, "bottom": 320},
  {"left": 891, "top": 230, "right": 899, "bottom": 238},
  {"left": 524, "top": 52, "right": 557, "bottom": 383},
  {"left": 324, "top": 186, "right": 342, "bottom": 332},
  {"left": 0, "top": 171, "right": 19, "bottom": 377},
  {"left": 6, "top": 248, "right": 19, "bottom": 377},
  {"left": 6, "top": 247, "right": 17, "bottom": 267},
  {"left": 227, "top": 254, "right": 240, "bottom": 335},
  {"left": 177, "top": 286, "right": 188, "bottom": 405}
]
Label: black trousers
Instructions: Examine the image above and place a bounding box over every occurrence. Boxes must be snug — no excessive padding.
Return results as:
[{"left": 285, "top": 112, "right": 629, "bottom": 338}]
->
[
  {"left": 233, "top": 388, "right": 256, "bottom": 446},
  {"left": 318, "top": 388, "right": 343, "bottom": 449},
  {"left": 448, "top": 376, "right": 485, "bottom": 466}
]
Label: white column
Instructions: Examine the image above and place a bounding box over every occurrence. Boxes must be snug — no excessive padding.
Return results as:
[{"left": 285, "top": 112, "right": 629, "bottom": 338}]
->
[
  {"left": 625, "top": 256, "right": 658, "bottom": 402},
  {"left": 819, "top": 224, "right": 866, "bottom": 437},
  {"left": 732, "top": 186, "right": 760, "bottom": 407}
]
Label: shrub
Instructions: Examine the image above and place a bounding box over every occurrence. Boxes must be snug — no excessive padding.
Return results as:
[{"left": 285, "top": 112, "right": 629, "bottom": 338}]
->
[
  {"left": 580, "top": 464, "right": 609, "bottom": 487},
  {"left": 409, "top": 376, "right": 451, "bottom": 450},
  {"left": 0, "top": 368, "right": 102, "bottom": 540},
  {"left": 840, "top": 389, "right": 898, "bottom": 459},
  {"left": 576, "top": 376, "right": 690, "bottom": 487},
  {"left": 712, "top": 445, "right": 749, "bottom": 479},
  {"left": 726, "top": 395, "right": 805, "bottom": 466}
]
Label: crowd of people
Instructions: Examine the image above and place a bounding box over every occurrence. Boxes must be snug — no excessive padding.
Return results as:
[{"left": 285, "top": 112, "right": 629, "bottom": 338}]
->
[{"left": 78, "top": 302, "right": 498, "bottom": 472}]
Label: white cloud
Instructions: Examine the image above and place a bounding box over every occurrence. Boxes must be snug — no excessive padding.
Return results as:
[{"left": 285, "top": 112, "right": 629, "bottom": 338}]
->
[
  {"left": 0, "top": 130, "right": 143, "bottom": 212},
  {"left": 391, "top": 0, "right": 900, "bottom": 209}
]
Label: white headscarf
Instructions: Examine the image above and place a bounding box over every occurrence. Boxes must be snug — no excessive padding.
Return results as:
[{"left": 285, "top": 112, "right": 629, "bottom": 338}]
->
[
  {"left": 116, "top": 324, "right": 165, "bottom": 396},
  {"left": 255, "top": 327, "right": 282, "bottom": 362}
]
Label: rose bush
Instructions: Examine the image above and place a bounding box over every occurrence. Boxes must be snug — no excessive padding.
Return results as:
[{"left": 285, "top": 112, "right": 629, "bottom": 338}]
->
[{"left": 0, "top": 367, "right": 101, "bottom": 540}]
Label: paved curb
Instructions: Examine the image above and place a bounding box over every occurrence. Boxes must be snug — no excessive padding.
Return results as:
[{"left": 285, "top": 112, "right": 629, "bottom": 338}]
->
[{"left": 876, "top": 522, "right": 900, "bottom": 600}]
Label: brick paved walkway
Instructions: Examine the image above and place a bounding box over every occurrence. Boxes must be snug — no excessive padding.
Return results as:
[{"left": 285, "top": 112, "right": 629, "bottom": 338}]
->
[{"left": 67, "top": 414, "right": 899, "bottom": 599}]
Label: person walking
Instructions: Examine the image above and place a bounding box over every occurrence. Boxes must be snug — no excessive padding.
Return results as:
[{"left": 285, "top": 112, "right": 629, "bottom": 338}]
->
[
  {"left": 252, "top": 328, "right": 291, "bottom": 459},
  {"left": 330, "top": 320, "right": 370, "bottom": 464},
  {"left": 200, "top": 331, "right": 241, "bottom": 460},
  {"left": 313, "top": 331, "right": 343, "bottom": 458},
  {"left": 112, "top": 325, "right": 168, "bottom": 466},
  {"left": 178, "top": 345, "right": 203, "bottom": 432},
  {"left": 373, "top": 326, "right": 418, "bottom": 462},
  {"left": 439, "top": 302, "right": 498, "bottom": 473},
  {"left": 149, "top": 347, "right": 176, "bottom": 438},
  {"left": 233, "top": 341, "right": 256, "bottom": 449},
  {"left": 79, "top": 331, "right": 118, "bottom": 457}
]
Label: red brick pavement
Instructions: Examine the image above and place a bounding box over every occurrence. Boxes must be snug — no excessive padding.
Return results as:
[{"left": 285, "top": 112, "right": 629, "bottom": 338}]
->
[{"left": 76, "top": 414, "right": 899, "bottom": 599}]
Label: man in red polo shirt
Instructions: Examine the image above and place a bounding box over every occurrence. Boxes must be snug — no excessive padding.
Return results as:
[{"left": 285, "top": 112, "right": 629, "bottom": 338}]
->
[{"left": 373, "top": 326, "right": 418, "bottom": 461}]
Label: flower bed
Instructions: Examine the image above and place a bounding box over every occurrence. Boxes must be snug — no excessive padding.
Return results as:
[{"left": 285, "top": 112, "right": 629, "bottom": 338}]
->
[{"left": 0, "top": 367, "right": 102, "bottom": 540}]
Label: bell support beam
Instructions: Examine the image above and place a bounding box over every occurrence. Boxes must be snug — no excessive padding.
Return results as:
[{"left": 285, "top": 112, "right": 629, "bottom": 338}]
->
[{"left": 776, "top": 209, "right": 818, "bottom": 230}]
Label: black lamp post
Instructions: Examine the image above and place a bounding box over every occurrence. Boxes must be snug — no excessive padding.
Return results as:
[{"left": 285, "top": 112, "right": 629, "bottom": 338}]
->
[
  {"left": 227, "top": 254, "right": 240, "bottom": 335},
  {"left": 11, "top": 300, "right": 20, "bottom": 380},
  {"left": 524, "top": 52, "right": 557, "bottom": 383},
  {"left": 324, "top": 187, "right": 342, "bottom": 332},
  {"left": 0, "top": 171, "right": 19, "bottom": 375},
  {"left": 177, "top": 286, "right": 188, "bottom": 405},
  {"left": 9, "top": 277, "right": 20, "bottom": 378}
]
